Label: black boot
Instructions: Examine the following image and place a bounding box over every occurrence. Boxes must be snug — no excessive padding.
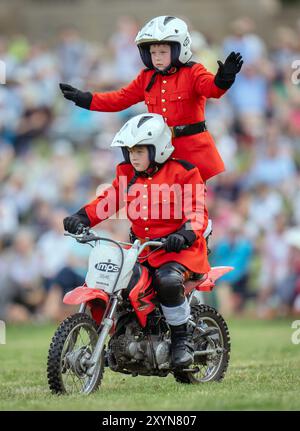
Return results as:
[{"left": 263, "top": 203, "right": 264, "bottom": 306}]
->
[{"left": 170, "top": 323, "right": 194, "bottom": 368}]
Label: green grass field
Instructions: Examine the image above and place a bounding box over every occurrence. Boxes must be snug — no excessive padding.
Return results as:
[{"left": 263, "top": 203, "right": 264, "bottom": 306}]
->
[{"left": 0, "top": 317, "right": 299, "bottom": 411}]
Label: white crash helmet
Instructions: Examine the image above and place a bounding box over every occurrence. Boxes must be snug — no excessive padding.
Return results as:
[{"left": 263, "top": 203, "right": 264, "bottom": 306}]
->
[
  {"left": 135, "top": 16, "right": 193, "bottom": 68},
  {"left": 111, "top": 114, "right": 174, "bottom": 164}
]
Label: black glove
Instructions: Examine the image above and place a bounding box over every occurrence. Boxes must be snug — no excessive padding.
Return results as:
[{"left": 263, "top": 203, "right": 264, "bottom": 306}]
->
[
  {"left": 59, "top": 83, "right": 92, "bottom": 109},
  {"left": 63, "top": 215, "right": 86, "bottom": 234},
  {"left": 165, "top": 233, "right": 187, "bottom": 253},
  {"left": 215, "top": 51, "right": 243, "bottom": 90}
]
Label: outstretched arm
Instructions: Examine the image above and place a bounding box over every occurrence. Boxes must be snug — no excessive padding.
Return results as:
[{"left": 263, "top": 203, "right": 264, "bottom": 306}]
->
[
  {"left": 192, "top": 51, "right": 243, "bottom": 98},
  {"left": 59, "top": 70, "right": 145, "bottom": 112}
]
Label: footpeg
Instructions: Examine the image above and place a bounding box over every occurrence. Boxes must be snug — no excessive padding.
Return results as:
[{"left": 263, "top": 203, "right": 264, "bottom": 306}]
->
[
  {"left": 181, "top": 367, "right": 200, "bottom": 373},
  {"left": 199, "top": 327, "right": 219, "bottom": 337}
]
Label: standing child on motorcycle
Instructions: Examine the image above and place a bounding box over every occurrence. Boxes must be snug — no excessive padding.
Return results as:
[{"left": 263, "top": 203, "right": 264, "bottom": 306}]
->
[
  {"left": 63, "top": 113, "right": 210, "bottom": 368},
  {"left": 59, "top": 15, "right": 243, "bottom": 182}
]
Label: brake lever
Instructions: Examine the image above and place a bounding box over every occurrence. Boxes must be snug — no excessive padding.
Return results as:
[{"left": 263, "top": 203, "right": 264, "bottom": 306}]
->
[
  {"left": 76, "top": 224, "right": 89, "bottom": 235},
  {"left": 77, "top": 229, "right": 102, "bottom": 244},
  {"left": 63, "top": 225, "right": 91, "bottom": 242},
  {"left": 76, "top": 231, "right": 96, "bottom": 243}
]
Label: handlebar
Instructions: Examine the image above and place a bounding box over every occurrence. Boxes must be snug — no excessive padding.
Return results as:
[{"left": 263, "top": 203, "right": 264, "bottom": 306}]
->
[{"left": 64, "top": 226, "right": 166, "bottom": 254}]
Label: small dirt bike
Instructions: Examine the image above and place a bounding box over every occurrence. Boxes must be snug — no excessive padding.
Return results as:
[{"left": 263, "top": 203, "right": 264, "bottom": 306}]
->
[{"left": 47, "top": 227, "right": 233, "bottom": 394}]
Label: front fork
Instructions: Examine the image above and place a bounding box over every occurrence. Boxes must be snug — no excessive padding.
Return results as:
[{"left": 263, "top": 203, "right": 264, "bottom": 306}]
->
[
  {"left": 79, "top": 303, "right": 87, "bottom": 313},
  {"left": 83, "top": 293, "right": 121, "bottom": 376}
]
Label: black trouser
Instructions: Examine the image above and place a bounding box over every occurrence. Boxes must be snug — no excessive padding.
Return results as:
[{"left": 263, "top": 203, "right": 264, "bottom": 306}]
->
[
  {"left": 152, "top": 262, "right": 188, "bottom": 307},
  {"left": 126, "top": 261, "right": 188, "bottom": 307}
]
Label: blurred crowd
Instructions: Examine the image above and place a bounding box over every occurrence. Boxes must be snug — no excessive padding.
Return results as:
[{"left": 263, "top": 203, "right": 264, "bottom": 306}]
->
[{"left": 1, "top": 16, "right": 300, "bottom": 322}]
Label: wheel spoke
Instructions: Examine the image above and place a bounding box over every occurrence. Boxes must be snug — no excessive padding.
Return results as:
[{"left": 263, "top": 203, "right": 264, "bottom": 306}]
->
[
  {"left": 175, "top": 307, "right": 230, "bottom": 383},
  {"left": 48, "top": 314, "right": 104, "bottom": 394},
  {"left": 78, "top": 328, "right": 87, "bottom": 347}
]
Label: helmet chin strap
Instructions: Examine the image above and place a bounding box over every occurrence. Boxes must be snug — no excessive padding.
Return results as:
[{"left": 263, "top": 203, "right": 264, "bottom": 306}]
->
[
  {"left": 145, "top": 63, "right": 176, "bottom": 92},
  {"left": 154, "top": 63, "right": 172, "bottom": 73},
  {"left": 135, "top": 161, "right": 159, "bottom": 177},
  {"left": 127, "top": 163, "right": 159, "bottom": 192}
]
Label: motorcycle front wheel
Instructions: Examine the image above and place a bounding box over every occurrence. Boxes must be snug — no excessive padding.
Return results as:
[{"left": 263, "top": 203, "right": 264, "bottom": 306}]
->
[
  {"left": 173, "top": 305, "right": 230, "bottom": 384},
  {"left": 47, "top": 313, "right": 104, "bottom": 394}
]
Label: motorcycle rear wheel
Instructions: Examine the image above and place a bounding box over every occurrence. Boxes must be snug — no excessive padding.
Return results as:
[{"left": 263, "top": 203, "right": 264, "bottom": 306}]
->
[
  {"left": 47, "top": 313, "right": 104, "bottom": 394},
  {"left": 173, "top": 305, "right": 230, "bottom": 384}
]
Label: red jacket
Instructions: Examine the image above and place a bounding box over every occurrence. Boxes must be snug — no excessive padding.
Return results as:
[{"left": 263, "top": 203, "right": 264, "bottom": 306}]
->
[
  {"left": 90, "top": 64, "right": 227, "bottom": 181},
  {"left": 81, "top": 159, "right": 210, "bottom": 274}
]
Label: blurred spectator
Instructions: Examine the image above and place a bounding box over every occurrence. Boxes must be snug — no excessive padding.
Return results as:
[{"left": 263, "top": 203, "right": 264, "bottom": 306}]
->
[
  {"left": 0, "top": 194, "right": 19, "bottom": 240},
  {"left": 0, "top": 229, "right": 44, "bottom": 322},
  {"left": 246, "top": 183, "right": 284, "bottom": 237},
  {"left": 271, "top": 26, "right": 300, "bottom": 74},
  {"left": 36, "top": 208, "right": 74, "bottom": 289},
  {"left": 37, "top": 207, "right": 90, "bottom": 321},
  {"left": 257, "top": 214, "right": 291, "bottom": 318},
  {"left": 40, "top": 231, "right": 90, "bottom": 322},
  {"left": 223, "top": 17, "right": 266, "bottom": 65},
  {"left": 246, "top": 123, "right": 297, "bottom": 188},
  {"left": 210, "top": 219, "right": 254, "bottom": 315},
  {"left": 227, "top": 64, "right": 269, "bottom": 119},
  {"left": 56, "top": 26, "right": 89, "bottom": 83},
  {"left": 284, "top": 229, "right": 300, "bottom": 315},
  {"left": 109, "top": 16, "right": 143, "bottom": 84}
]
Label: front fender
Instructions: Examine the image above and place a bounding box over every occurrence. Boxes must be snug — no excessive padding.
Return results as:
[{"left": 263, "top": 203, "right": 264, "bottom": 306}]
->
[{"left": 63, "top": 286, "right": 109, "bottom": 305}]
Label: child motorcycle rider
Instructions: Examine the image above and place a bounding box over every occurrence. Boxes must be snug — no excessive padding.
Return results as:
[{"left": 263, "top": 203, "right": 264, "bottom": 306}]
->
[
  {"left": 63, "top": 114, "right": 210, "bottom": 368},
  {"left": 60, "top": 15, "right": 243, "bottom": 182}
]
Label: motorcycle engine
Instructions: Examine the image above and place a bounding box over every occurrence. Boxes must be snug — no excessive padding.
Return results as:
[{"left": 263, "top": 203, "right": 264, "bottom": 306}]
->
[{"left": 108, "top": 318, "right": 171, "bottom": 375}]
